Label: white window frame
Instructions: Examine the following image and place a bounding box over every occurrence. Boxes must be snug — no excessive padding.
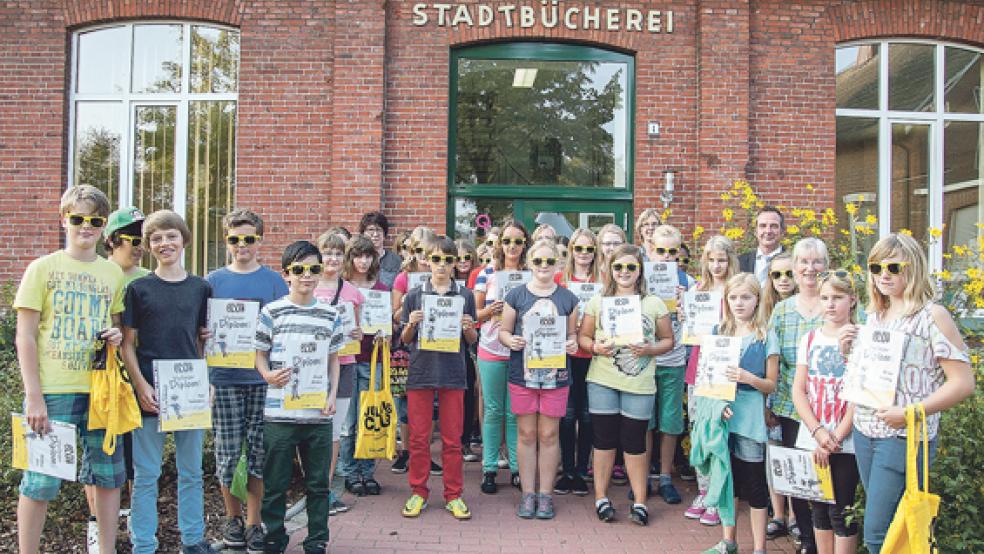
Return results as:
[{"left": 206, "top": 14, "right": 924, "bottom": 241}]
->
[
  {"left": 836, "top": 39, "right": 984, "bottom": 271},
  {"left": 67, "top": 21, "right": 238, "bottom": 220}
]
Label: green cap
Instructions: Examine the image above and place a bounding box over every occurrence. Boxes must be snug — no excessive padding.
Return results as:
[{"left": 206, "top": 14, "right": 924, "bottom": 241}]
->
[{"left": 104, "top": 207, "right": 145, "bottom": 238}]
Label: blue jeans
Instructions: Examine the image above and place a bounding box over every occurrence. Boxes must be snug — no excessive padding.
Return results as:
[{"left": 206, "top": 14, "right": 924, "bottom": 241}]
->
[
  {"left": 339, "top": 361, "right": 379, "bottom": 480},
  {"left": 130, "top": 417, "right": 205, "bottom": 553},
  {"left": 853, "top": 429, "right": 937, "bottom": 554}
]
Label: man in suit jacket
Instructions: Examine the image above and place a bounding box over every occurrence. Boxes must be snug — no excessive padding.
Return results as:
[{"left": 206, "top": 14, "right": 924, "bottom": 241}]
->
[{"left": 738, "top": 206, "right": 785, "bottom": 284}]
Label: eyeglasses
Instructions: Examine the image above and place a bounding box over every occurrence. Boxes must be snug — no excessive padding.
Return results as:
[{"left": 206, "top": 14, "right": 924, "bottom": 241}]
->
[
  {"left": 770, "top": 270, "right": 794, "bottom": 280},
  {"left": 530, "top": 257, "right": 557, "bottom": 268},
  {"left": 573, "top": 245, "right": 596, "bottom": 254},
  {"left": 67, "top": 213, "right": 106, "bottom": 228},
  {"left": 611, "top": 262, "right": 640, "bottom": 273},
  {"left": 655, "top": 247, "right": 679, "bottom": 256},
  {"left": 458, "top": 254, "right": 472, "bottom": 262},
  {"left": 501, "top": 237, "right": 526, "bottom": 247},
  {"left": 118, "top": 234, "right": 142, "bottom": 247},
  {"left": 429, "top": 254, "right": 457, "bottom": 265},
  {"left": 285, "top": 263, "right": 323, "bottom": 276},
  {"left": 226, "top": 234, "right": 260, "bottom": 247},
  {"left": 868, "top": 262, "right": 909, "bottom": 275}
]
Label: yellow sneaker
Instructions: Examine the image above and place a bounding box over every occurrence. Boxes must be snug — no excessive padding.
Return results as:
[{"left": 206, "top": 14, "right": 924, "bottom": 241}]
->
[
  {"left": 401, "top": 494, "right": 427, "bottom": 517},
  {"left": 445, "top": 497, "right": 472, "bottom": 520}
]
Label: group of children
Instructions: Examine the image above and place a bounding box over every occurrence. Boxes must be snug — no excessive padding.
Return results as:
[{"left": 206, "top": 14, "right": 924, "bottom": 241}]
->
[{"left": 13, "top": 186, "right": 973, "bottom": 554}]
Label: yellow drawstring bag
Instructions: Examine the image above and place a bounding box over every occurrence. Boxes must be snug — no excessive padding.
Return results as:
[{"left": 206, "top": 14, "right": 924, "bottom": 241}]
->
[
  {"left": 882, "top": 403, "right": 940, "bottom": 554},
  {"left": 88, "top": 345, "right": 143, "bottom": 454},
  {"left": 354, "top": 336, "right": 397, "bottom": 460}
]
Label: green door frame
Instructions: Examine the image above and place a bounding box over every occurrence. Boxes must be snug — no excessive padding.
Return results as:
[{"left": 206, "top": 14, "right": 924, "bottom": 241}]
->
[
  {"left": 518, "top": 199, "right": 631, "bottom": 236},
  {"left": 446, "top": 42, "right": 636, "bottom": 237}
]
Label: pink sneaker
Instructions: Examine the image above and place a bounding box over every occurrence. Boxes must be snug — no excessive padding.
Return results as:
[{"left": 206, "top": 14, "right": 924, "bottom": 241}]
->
[
  {"left": 684, "top": 490, "right": 706, "bottom": 519},
  {"left": 700, "top": 506, "right": 721, "bottom": 526}
]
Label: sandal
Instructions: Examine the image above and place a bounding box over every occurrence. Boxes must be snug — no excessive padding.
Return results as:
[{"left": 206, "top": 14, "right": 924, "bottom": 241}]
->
[
  {"left": 596, "top": 499, "right": 615, "bottom": 522},
  {"left": 363, "top": 478, "right": 382, "bottom": 496},
  {"left": 345, "top": 478, "right": 367, "bottom": 497},
  {"left": 766, "top": 518, "right": 788, "bottom": 539},
  {"left": 629, "top": 504, "right": 649, "bottom": 526}
]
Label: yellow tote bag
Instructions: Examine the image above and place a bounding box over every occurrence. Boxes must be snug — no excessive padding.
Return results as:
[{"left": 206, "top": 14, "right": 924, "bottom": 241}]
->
[
  {"left": 354, "top": 337, "right": 397, "bottom": 460},
  {"left": 882, "top": 403, "right": 940, "bottom": 554},
  {"left": 88, "top": 345, "right": 143, "bottom": 455}
]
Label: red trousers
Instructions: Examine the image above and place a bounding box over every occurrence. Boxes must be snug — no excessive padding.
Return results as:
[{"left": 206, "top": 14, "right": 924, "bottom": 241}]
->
[{"left": 406, "top": 388, "right": 464, "bottom": 502}]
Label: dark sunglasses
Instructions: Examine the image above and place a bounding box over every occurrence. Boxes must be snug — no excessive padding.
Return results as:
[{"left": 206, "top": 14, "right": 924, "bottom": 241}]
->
[
  {"left": 611, "top": 262, "right": 640, "bottom": 273},
  {"left": 573, "top": 245, "right": 596, "bottom": 254},
  {"left": 770, "top": 270, "right": 794, "bottom": 280},
  {"left": 868, "top": 262, "right": 908, "bottom": 275},
  {"left": 480, "top": 257, "right": 492, "bottom": 265},
  {"left": 655, "top": 247, "right": 679, "bottom": 256},
  {"left": 429, "top": 254, "right": 456, "bottom": 265},
  {"left": 530, "top": 257, "right": 557, "bottom": 268},
  {"left": 458, "top": 254, "right": 472, "bottom": 262},
  {"left": 67, "top": 213, "right": 106, "bottom": 228},
  {"left": 118, "top": 233, "right": 142, "bottom": 247},
  {"left": 818, "top": 270, "right": 851, "bottom": 281},
  {"left": 285, "top": 263, "right": 323, "bottom": 276},
  {"left": 501, "top": 237, "right": 526, "bottom": 247},
  {"left": 226, "top": 234, "right": 260, "bottom": 247},
  {"left": 485, "top": 239, "right": 496, "bottom": 247},
  {"left": 679, "top": 257, "right": 691, "bottom": 266},
  {"left": 413, "top": 246, "right": 425, "bottom": 254}
]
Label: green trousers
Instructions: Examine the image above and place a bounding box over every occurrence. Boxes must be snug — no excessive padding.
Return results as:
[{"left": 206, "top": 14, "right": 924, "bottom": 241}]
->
[{"left": 262, "top": 420, "right": 332, "bottom": 553}]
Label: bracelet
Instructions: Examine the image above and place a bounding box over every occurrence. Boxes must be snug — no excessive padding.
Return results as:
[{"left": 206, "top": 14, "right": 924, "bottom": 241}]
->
[{"left": 810, "top": 425, "right": 823, "bottom": 437}]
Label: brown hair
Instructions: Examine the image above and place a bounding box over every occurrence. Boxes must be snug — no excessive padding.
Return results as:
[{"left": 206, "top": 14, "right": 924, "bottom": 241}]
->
[
  {"left": 719, "top": 273, "right": 768, "bottom": 341},
  {"left": 60, "top": 185, "right": 110, "bottom": 217},
  {"left": 563, "top": 227, "right": 601, "bottom": 284},
  {"left": 222, "top": 208, "right": 265, "bottom": 235},
  {"left": 761, "top": 252, "right": 796, "bottom": 319},
  {"left": 493, "top": 219, "right": 530, "bottom": 271},
  {"left": 343, "top": 234, "right": 380, "bottom": 282},
  {"left": 602, "top": 244, "right": 647, "bottom": 298},
  {"left": 697, "top": 235, "right": 740, "bottom": 291},
  {"left": 143, "top": 210, "right": 191, "bottom": 246}
]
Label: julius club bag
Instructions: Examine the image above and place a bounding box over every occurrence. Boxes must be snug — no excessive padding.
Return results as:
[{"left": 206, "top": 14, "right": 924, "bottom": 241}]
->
[
  {"left": 354, "top": 336, "right": 398, "bottom": 460},
  {"left": 882, "top": 403, "right": 940, "bottom": 554}
]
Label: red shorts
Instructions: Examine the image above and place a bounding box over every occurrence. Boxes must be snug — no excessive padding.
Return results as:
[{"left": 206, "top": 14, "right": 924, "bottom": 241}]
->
[{"left": 508, "top": 383, "right": 569, "bottom": 418}]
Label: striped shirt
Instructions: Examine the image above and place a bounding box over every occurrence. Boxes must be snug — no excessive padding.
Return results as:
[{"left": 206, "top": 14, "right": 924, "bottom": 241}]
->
[{"left": 255, "top": 296, "right": 344, "bottom": 423}]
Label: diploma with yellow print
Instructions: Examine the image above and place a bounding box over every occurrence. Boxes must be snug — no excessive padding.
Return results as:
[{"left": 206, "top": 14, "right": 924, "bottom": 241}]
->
[
  {"left": 205, "top": 298, "right": 260, "bottom": 369},
  {"left": 522, "top": 311, "right": 567, "bottom": 370},
  {"left": 153, "top": 359, "right": 212, "bottom": 432},
  {"left": 420, "top": 294, "right": 464, "bottom": 352},
  {"left": 282, "top": 337, "right": 331, "bottom": 410}
]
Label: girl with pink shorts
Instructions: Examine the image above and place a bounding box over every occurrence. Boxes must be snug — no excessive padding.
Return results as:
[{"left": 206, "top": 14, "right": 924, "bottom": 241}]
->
[{"left": 499, "top": 238, "right": 580, "bottom": 520}]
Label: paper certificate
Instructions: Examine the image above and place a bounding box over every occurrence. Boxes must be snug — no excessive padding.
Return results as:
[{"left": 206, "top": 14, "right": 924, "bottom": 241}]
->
[
  {"left": 681, "top": 290, "right": 722, "bottom": 346},
  {"left": 11, "top": 414, "right": 77, "bottom": 481},
  {"left": 153, "top": 359, "right": 212, "bottom": 432},
  {"left": 496, "top": 270, "right": 532, "bottom": 301},
  {"left": 335, "top": 302, "right": 361, "bottom": 356},
  {"left": 407, "top": 272, "right": 430, "bottom": 291},
  {"left": 420, "top": 295, "right": 464, "bottom": 352},
  {"left": 841, "top": 326, "right": 906, "bottom": 409},
  {"left": 766, "top": 445, "right": 835, "bottom": 504},
  {"left": 695, "top": 335, "right": 741, "bottom": 401},
  {"left": 522, "top": 311, "right": 567, "bottom": 370},
  {"left": 205, "top": 298, "right": 260, "bottom": 368},
  {"left": 600, "top": 295, "right": 643, "bottom": 346},
  {"left": 359, "top": 288, "right": 393, "bottom": 337},
  {"left": 644, "top": 261, "right": 680, "bottom": 311},
  {"left": 283, "top": 338, "right": 331, "bottom": 410},
  {"left": 570, "top": 282, "right": 602, "bottom": 325}
]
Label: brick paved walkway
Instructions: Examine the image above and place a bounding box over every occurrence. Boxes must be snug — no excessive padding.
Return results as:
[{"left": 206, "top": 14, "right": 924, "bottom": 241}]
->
[{"left": 283, "top": 445, "right": 798, "bottom": 553}]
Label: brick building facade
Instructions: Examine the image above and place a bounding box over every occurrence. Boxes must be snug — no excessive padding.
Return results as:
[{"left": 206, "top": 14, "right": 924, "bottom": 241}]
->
[{"left": 1, "top": 0, "right": 982, "bottom": 280}]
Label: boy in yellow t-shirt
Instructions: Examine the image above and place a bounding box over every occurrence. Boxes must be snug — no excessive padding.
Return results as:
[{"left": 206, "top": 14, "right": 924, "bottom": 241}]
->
[{"left": 13, "top": 185, "right": 126, "bottom": 554}]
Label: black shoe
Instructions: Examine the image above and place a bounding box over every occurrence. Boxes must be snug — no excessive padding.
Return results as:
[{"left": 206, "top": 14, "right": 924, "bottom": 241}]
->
[
  {"left": 391, "top": 450, "right": 409, "bottom": 473},
  {"left": 245, "top": 524, "right": 264, "bottom": 554},
  {"left": 363, "top": 477, "right": 382, "bottom": 496},
  {"left": 596, "top": 499, "right": 615, "bottom": 522},
  {"left": 570, "top": 473, "right": 589, "bottom": 496},
  {"left": 510, "top": 472, "right": 521, "bottom": 488},
  {"left": 481, "top": 471, "right": 498, "bottom": 494},
  {"left": 677, "top": 463, "right": 697, "bottom": 481},
  {"left": 345, "top": 478, "right": 366, "bottom": 497},
  {"left": 553, "top": 474, "right": 574, "bottom": 495},
  {"left": 221, "top": 515, "right": 246, "bottom": 548},
  {"left": 430, "top": 460, "right": 443, "bottom": 475},
  {"left": 629, "top": 504, "right": 649, "bottom": 526}
]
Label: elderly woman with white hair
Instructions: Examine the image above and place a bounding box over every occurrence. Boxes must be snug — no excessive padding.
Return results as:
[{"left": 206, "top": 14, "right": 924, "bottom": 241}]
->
[{"left": 766, "top": 237, "right": 828, "bottom": 554}]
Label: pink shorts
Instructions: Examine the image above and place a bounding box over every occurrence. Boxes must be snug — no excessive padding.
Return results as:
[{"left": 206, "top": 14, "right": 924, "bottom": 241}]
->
[{"left": 508, "top": 383, "right": 569, "bottom": 418}]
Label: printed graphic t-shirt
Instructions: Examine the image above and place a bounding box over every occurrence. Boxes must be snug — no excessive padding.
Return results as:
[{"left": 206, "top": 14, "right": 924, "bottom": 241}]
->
[
  {"left": 584, "top": 294, "right": 669, "bottom": 395},
  {"left": 13, "top": 251, "right": 126, "bottom": 393},
  {"left": 504, "top": 284, "right": 579, "bottom": 390}
]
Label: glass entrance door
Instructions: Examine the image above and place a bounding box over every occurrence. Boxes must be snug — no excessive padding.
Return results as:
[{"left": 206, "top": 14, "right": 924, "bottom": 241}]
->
[{"left": 518, "top": 200, "right": 630, "bottom": 238}]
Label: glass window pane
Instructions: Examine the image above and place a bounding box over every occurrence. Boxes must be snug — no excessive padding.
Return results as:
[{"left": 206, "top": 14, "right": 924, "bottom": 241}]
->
[
  {"left": 133, "top": 106, "right": 177, "bottom": 216},
  {"left": 835, "top": 116, "right": 879, "bottom": 261},
  {"left": 131, "top": 25, "right": 183, "bottom": 93},
  {"left": 889, "top": 123, "right": 931, "bottom": 243},
  {"left": 944, "top": 46, "right": 983, "bottom": 114},
  {"left": 77, "top": 26, "right": 128, "bottom": 93},
  {"left": 888, "top": 43, "right": 935, "bottom": 112},
  {"left": 74, "top": 102, "right": 123, "bottom": 207},
  {"left": 943, "top": 122, "right": 983, "bottom": 268},
  {"left": 836, "top": 45, "right": 880, "bottom": 110},
  {"left": 455, "top": 58, "right": 628, "bottom": 188},
  {"left": 190, "top": 26, "right": 240, "bottom": 93},
  {"left": 186, "top": 101, "right": 237, "bottom": 274},
  {"left": 453, "top": 198, "right": 515, "bottom": 241}
]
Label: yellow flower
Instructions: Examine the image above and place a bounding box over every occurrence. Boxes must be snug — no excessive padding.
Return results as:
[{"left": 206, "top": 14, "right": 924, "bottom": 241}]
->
[
  {"left": 858, "top": 194, "right": 866, "bottom": 202},
  {"left": 724, "top": 227, "right": 745, "bottom": 241},
  {"left": 845, "top": 203, "right": 858, "bottom": 216},
  {"left": 971, "top": 354, "right": 980, "bottom": 366},
  {"left": 839, "top": 229, "right": 851, "bottom": 236},
  {"left": 723, "top": 208, "right": 734, "bottom": 222},
  {"left": 806, "top": 184, "right": 814, "bottom": 191},
  {"left": 661, "top": 208, "right": 672, "bottom": 221},
  {"left": 953, "top": 245, "right": 969, "bottom": 257},
  {"left": 967, "top": 267, "right": 980, "bottom": 279},
  {"left": 928, "top": 227, "right": 942, "bottom": 239},
  {"left": 787, "top": 225, "right": 800, "bottom": 235},
  {"left": 851, "top": 264, "right": 863, "bottom": 275},
  {"left": 721, "top": 193, "right": 732, "bottom": 201},
  {"left": 839, "top": 244, "right": 848, "bottom": 253},
  {"left": 865, "top": 214, "right": 877, "bottom": 225},
  {"left": 899, "top": 228, "right": 913, "bottom": 237},
  {"left": 810, "top": 226, "right": 821, "bottom": 236},
  {"left": 693, "top": 225, "right": 705, "bottom": 241},
  {"left": 934, "top": 270, "right": 952, "bottom": 281}
]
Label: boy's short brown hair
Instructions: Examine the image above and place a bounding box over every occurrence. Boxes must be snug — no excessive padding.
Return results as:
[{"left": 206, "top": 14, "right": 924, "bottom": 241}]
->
[
  {"left": 652, "top": 224, "right": 683, "bottom": 245},
  {"left": 222, "top": 209, "right": 264, "bottom": 235},
  {"left": 143, "top": 210, "right": 192, "bottom": 246},
  {"left": 60, "top": 185, "right": 111, "bottom": 217}
]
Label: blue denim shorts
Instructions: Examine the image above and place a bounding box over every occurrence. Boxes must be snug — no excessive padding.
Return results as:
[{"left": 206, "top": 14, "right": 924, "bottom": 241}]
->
[{"left": 586, "top": 382, "right": 655, "bottom": 421}]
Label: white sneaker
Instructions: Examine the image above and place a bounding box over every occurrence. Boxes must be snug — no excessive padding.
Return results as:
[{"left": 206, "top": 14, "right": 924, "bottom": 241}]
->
[{"left": 87, "top": 518, "right": 99, "bottom": 554}]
